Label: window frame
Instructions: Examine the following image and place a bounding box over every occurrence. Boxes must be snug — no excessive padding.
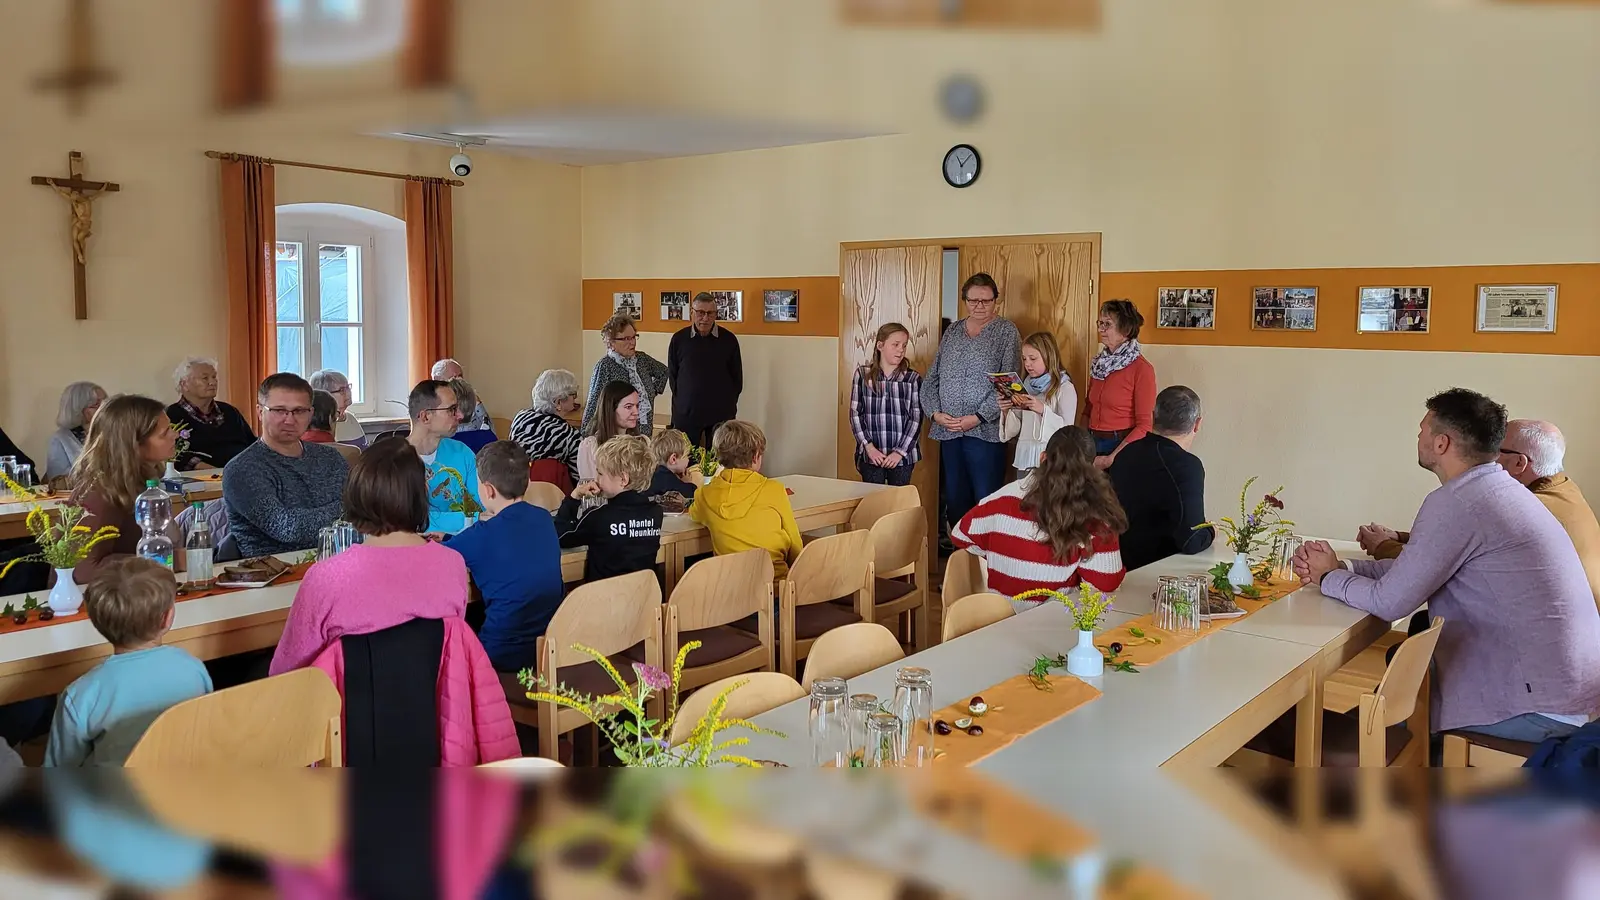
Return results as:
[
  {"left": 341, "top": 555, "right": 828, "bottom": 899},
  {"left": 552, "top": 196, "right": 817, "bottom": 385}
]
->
[{"left": 275, "top": 228, "right": 378, "bottom": 417}]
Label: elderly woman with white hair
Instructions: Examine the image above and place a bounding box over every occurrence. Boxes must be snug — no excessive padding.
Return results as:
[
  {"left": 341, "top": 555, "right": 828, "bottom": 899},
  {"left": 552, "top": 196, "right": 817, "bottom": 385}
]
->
[
  {"left": 46, "top": 381, "right": 106, "bottom": 481},
  {"left": 584, "top": 315, "right": 668, "bottom": 432},
  {"left": 166, "top": 357, "right": 256, "bottom": 470},
  {"left": 510, "top": 369, "right": 584, "bottom": 485},
  {"left": 308, "top": 369, "right": 367, "bottom": 447}
]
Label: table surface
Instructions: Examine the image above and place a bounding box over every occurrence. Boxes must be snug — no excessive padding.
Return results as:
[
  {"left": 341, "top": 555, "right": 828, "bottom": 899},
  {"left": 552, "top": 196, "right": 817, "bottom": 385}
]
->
[{"left": 0, "top": 474, "right": 223, "bottom": 522}]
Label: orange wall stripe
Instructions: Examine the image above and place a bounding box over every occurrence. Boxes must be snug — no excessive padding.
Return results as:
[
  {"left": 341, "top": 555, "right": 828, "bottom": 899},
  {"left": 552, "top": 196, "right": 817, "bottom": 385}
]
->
[
  {"left": 1102, "top": 264, "right": 1597, "bottom": 355},
  {"left": 583, "top": 277, "right": 840, "bottom": 337}
]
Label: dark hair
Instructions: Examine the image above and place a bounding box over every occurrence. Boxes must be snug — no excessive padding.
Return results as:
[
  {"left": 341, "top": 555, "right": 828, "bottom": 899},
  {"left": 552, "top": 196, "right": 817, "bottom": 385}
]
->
[
  {"left": 589, "top": 380, "right": 640, "bottom": 442},
  {"left": 476, "top": 440, "right": 530, "bottom": 499},
  {"left": 343, "top": 437, "right": 430, "bottom": 536},
  {"left": 310, "top": 390, "right": 338, "bottom": 431},
  {"left": 1021, "top": 427, "right": 1128, "bottom": 563},
  {"left": 1425, "top": 388, "right": 1507, "bottom": 463},
  {"left": 861, "top": 322, "right": 913, "bottom": 389},
  {"left": 407, "top": 379, "right": 452, "bottom": 421},
  {"left": 1099, "top": 299, "right": 1144, "bottom": 341},
  {"left": 961, "top": 273, "right": 1000, "bottom": 303},
  {"left": 257, "top": 372, "right": 314, "bottom": 406},
  {"left": 1152, "top": 386, "right": 1202, "bottom": 435}
]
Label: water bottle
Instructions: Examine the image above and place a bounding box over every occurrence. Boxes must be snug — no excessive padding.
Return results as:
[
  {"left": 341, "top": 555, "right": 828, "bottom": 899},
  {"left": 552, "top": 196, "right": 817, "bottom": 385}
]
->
[
  {"left": 185, "top": 501, "right": 214, "bottom": 588},
  {"left": 134, "top": 480, "right": 174, "bottom": 569}
]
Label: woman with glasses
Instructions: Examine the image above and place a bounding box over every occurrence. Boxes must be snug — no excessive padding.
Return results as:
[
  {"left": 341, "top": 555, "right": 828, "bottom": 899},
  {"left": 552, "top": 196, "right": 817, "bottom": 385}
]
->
[
  {"left": 1084, "top": 300, "right": 1157, "bottom": 471},
  {"left": 46, "top": 381, "right": 106, "bottom": 482},
  {"left": 584, "top": 314, "right": 668, "bottom": 433},
  {"left": 309, "top": 369, "right": 367, "bottom": 448},
  {"left": 166, "top": 357, "right": 257, "bottom": 470},
  {"left": 510, "top": 369, "right": 584, "bottom": 487}
]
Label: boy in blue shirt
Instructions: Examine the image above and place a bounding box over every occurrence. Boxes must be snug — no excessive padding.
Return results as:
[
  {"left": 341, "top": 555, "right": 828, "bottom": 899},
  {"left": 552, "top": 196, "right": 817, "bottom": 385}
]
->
[
  {"left": 446, "top": 441, "right": 566, "bottom": 672},
  {"left": 647, "top": 429, "right": 699, "bottom": 502},
  {"left": 46, "top": 558, "right": 213, "bottom": 766}
]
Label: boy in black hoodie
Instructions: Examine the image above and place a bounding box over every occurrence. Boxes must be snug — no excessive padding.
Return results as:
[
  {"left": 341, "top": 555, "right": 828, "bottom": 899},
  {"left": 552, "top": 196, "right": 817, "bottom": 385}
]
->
[{"left": 555, "top": 435, "right": 664, "bottom": 582}]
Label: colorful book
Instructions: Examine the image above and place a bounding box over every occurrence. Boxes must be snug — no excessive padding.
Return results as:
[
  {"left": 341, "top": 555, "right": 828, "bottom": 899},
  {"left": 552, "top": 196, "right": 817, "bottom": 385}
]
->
[{"left": 988, "top": 372, "right": 1025, "bottom": 394}]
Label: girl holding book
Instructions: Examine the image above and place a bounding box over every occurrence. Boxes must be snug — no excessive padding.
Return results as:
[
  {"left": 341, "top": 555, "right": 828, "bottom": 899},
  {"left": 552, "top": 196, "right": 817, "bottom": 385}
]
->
[{"left": 1001, "top": 331, "right": 1078, "bottom": 474}]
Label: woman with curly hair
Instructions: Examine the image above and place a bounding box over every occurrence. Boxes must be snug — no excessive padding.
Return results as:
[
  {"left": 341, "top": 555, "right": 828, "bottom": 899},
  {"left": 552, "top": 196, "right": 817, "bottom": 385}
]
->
[{"left": 951, "top": 426, "right": 1127, "bottom": 613}]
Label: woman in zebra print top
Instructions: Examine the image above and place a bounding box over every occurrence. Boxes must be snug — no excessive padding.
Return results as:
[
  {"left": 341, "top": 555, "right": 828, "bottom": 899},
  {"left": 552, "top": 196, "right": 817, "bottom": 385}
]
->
[{"left": 509, "top": 369, "right": 584, "bottom": 485}]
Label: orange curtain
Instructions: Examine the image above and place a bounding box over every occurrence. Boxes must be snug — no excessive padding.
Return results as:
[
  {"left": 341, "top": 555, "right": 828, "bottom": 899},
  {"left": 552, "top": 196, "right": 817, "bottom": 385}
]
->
[
  {"left": 402, "top": 0, "right": 454, "bottom": 88},
  {"left": 218, "top": 0, "right": 273, "bottom": 110},
  {"left": 405, "top": 179, "right": 455, "bottom": 382},
  {"left": 220, "top": 156, "right": 278, "bottom": 432}
]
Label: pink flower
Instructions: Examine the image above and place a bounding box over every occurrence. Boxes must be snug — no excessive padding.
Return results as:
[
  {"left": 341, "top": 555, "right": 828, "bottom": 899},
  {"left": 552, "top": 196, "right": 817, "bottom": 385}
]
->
[{"left": 634, "top": 662, "right": 671, "bottom": 692}]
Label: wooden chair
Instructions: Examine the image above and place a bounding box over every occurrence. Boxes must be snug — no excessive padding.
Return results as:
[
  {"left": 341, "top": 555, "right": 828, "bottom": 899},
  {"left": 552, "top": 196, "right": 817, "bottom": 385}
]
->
[
  {"left": 940, "top": 548, "right": 985, "bottom": 620},
  {"left": 775, "top": 530, "right": 875, "bottom": 678},
  {"left": 669, "top": 672, "right": 805, "bottom": 746},
  {"left": 847, "top": 484, "right": 920, "bottom": 531},
  {"left": 865, "top": 507, "right": 929, "bottom": 649},
  {"left": 508, "top": 569, "right": 665, "bottom": 761},
  {"left": 1440, "top": 733, "right": 1538, "bottom": 768},
  {"left": 941, "top": 592, "right": 1015, "bottom": 642},
  {"left": 491, "top": 416, "right": 513, "bottom": 437},
  {"left": 524, "top": 481, "right": 567, "bottom": 512},
  {"left": 667, "top": 549, "right": 775, "bottom": 692},
  {"left": 327, "top": 442, "right": 362, "bottom": 467},
  {"left": 125, "top": 668, "right": 343, "bottom": 766},
  {"left": 801, "top": 623, "right": 905, "bottom": 690}
]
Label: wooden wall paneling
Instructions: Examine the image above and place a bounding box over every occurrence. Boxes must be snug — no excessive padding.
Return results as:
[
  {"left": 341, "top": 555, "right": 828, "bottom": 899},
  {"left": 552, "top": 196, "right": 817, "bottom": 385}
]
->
[
  {"left": 838, "top": 245, "right": 943, "bottom": 542},
  {"left": 960, "top": 240, "right": 1100, "bottom": 407}
]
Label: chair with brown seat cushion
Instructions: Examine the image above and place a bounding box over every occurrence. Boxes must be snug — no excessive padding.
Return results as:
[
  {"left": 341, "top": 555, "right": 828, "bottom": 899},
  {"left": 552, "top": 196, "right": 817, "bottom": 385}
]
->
[
  {"left": 666, "top": 549, "right": 775, "bottom": 692},
  {"left": 801, "top": 623, "right": 905, "bottom": 690},
  {"left": 503, "top": 569, "right": 664, "bottom": 761},
  {"left": 772, "top": 530, "right": 875, "bottom": 678},
  {"left": 941, "top": 592, "right": 1015, "bottom": 643},
  {"left": 847, "top": 484, "right": 921, "bottom": 531},
  {"left": 940, "top": 549, "right": 986, "bottom": 634},
  {"left": 865, "top": 507, "right": 929, "bottom": 650}
]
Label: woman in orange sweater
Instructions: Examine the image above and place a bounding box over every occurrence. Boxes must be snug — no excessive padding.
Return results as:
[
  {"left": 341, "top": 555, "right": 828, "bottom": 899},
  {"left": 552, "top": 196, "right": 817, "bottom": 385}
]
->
[{"left": 1084, "top": 299, "right": 1157, "bottom": 470}]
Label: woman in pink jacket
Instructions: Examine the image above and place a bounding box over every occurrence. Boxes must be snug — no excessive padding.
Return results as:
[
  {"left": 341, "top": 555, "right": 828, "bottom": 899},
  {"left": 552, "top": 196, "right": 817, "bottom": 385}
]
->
[{"left": 270, "top": 438, "right": 470, "bottom": 675}]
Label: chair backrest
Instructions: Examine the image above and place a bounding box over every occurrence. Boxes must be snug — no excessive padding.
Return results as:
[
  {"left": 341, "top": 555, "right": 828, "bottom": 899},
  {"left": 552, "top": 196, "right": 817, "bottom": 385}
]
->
[
  {"left": 529, "top": 458, "right": 574, "bottom": 494},
  {"left": 941, "top": 592, "right": 1015, "bottom": 643},
  {"left": 524, "top": 481, "right": 567, "bottom": 512},
  {"left": 492, "top": 416, "right": 513, "bottom": 438},
  {"left": 868, "top": 507, "right": 925, "bottom": 576},
  {"left": 329, "top": 442, "right": 362, "bottom": 467},
  {"left": 788, "top": 530, "right": 874, "bottom": 608},
  {"left": 125, "top": 668, "right": 343, "bottom": 766},
  {"left": 541, "top": 569, "right": 662, "bottom": 669},
  {"left": 669, "top": 672, "right": 805, "bottom": 746},
  {"left": 670, "top": 548, "right": 774, "bottom": 631},
  {"left": 848, "top": 485, "right": 921, "bottom": 531},
  {"left": 801, "top": 622, "right": 905, "bottom": 689},
  {"left": 941, "top": 548, "right": 985, "bottom": 603},
  {"left": 1374, "top": 617, "right": 1445, "bottom": 727}
]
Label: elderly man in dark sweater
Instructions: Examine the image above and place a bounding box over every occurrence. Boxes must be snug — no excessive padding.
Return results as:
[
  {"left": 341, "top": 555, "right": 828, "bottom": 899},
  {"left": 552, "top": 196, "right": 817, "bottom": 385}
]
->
[
  {"left": 223, "top": 373, "right": 348, "bottom": 558},
  {"left": 667, "top": 292, "right": 743, "bottom": 448},
  {"left": 1108, "top": 386, "right": 1215, "bottom": 571}
]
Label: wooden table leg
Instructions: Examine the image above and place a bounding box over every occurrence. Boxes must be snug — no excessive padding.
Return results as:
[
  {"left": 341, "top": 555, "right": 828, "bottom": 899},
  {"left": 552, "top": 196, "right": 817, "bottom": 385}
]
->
[
  {"left": 1295, "top": 658, "right": 1325, "bottom": 766},
  {"left": 665, "top": 542, "right": 686, "bottom": 596}
]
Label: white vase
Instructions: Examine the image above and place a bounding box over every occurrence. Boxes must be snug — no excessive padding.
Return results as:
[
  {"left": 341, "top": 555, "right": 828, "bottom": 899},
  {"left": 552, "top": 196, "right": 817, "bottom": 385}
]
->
[
  {"left": 163, "top": 461, "right": 181, "bottom": 481},
  {"left": 1228, "top": 552, "right": 1255, "bottom": 590},
  {"left": 1065, "top": 628, "right": 1104, "bottom": 678},
  {"left": 49, "top": 568, "right": 84, "bottom": 615}
]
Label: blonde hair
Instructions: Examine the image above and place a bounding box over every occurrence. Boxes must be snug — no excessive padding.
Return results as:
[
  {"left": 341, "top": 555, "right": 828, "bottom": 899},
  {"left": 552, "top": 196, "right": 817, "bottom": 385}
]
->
[
  {"left": 861, "top": 322, "right": 912, "bottom": 389},
  {"left": 448, "top": 377, "right": 478, "bottom": 421},
  {"left": 649, "top": 429, "right": 691, "bottom": 465},
  {"left": 596, "top": 435, "right": 655, "bottom": 492},
  {"left": 713, "top": 420, "right": 766, "bottom": 471},
  {"left": 73, "top": 394, "right": 167, "bottom": 512},
  {"left": 1022, "top": 331, "right": 1067, "bottom": 406},
  {"left": 85, "top": 557, "right": 177, "bottom": 648}
]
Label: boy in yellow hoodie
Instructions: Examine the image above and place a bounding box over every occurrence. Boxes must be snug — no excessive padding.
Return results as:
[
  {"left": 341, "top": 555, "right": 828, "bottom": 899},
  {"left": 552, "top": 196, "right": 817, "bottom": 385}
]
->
[{"left": 689, "top": 420, "right": 804, "bottom": 577}]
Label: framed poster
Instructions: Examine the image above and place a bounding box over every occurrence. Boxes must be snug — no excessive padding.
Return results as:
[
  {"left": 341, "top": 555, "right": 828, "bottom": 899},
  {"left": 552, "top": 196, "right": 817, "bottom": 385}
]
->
[
  {"left": 1156, "top": 288, "right": 1216, "bottom": 330},
  {"left": 1477, "top": 284, "right": 1557, "bottom": 333},
  {"left": 707, "top": 290, "right": 743, "bottom": 323},
  {"left": 660, "top": 291, "right": 691, "bottom": 321},
  {"left": 1251, "top": 287, "right": 1318, "bottom": 331},
  {"left": 612, "top": 291, "right": 643, "bottom": 320},
  {"left": 763, "top": 289, "right": 799, "bottom": 323},
  {"left": 1358, "top": 286, "right": 1431, "bottom": 333}
]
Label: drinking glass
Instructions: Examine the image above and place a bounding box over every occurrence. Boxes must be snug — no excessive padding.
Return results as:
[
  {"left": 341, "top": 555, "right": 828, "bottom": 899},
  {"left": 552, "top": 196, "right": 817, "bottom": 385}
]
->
[
  {"left": 11, "top": 464, "right": 33, "bottom": 490},
  {"left": 809, "top": 677, "right": 851, "bottom": 768},
  {"left": 0, "top": 456, "right": 15, "bottom": 484},
  {"left": 891, "top": 666, "right": 934, "bottom": 767},
  {"left": 864, "top": 712, "right": 904, "bottom": 767},
  {"left": 1275, "top": 535, "right": 1305, "bottom": 582},
  {"left": 1154, "top": 576, "right": 1187, "bottom": 632},
  {"left": 848, "top": 693, "right": 879, "bottom": 766}
]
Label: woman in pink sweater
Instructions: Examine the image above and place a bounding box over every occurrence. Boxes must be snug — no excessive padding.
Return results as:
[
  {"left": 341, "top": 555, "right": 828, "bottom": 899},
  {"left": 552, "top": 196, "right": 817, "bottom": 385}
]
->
[{"left": 270, "top": 438, "right": 470, "bottom": 675}]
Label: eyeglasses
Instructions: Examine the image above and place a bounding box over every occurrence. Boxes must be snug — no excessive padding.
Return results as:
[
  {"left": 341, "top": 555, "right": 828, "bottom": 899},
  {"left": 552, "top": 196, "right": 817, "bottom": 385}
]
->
[
  {"left": 263, "top": 406, "right": 313, "bottom": 418},
  {"left": 612, "top": 335, "right": 638, "bottom": 343},
  {"left": 425, "top": 404, "right": 460, "bottom": 415},
  {"left": 965, "top": 298, "right": 998, "bottom": 306},
  {"left": 1499, "top": 447, "right": 1528, "bottom": 460}
]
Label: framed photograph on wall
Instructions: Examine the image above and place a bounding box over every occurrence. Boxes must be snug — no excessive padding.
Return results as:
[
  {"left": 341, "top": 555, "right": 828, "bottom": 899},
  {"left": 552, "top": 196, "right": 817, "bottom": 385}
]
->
[
  {"left": 1156, "top": 287, "right": 1216, "bottom": 330},
  {"left": 1252, "top": 287, "right": 1318, "bottom": 331},
  {"left": 1477, "top": 284, "right": 1557, "bottom": 333},
  {"left": 1358, "top": 286, "right": 1431, "bottom": 333},
  {"left": 763, "top": 289, "right": 800, "bottom": 323},
  {"left": 660, "top": 291, "right": 691, "bottom": 321},
  {"left": 612, "top": 291, "right": 643, "bottom": 320},
  {"left": 708, "top": 290, "right": 743, "bottom": 323}
]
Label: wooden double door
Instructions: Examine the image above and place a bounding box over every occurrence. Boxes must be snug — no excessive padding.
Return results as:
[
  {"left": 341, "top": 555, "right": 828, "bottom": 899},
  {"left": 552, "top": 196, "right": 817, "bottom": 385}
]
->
[{"left": 836, "top": 234, "right": 1102, "bottom": 541}]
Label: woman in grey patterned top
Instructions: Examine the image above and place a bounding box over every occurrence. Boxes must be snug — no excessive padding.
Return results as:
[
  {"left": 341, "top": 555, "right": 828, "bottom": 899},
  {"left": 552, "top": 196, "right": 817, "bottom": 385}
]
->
[{"left": 921, "top": 273, "right": 1021, "bottom": 531}]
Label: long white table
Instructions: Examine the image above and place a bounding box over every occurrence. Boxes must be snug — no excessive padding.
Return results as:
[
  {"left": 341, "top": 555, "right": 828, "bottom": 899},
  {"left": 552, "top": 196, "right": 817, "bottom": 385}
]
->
[{"left": 0, "top": 475, "right": 224, "bottom": 541}]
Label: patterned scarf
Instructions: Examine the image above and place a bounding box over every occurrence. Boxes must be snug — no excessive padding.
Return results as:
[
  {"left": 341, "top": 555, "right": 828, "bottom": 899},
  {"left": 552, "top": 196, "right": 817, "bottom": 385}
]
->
[
  {"left": 1090, "top": 339, "right": 1142, "bottom": 381},
  {"left": 178, "top": 396, "right": 225, "bottom": 427},
  {"left": 609, "top": 350, "right": 653, "bottom": 427}
]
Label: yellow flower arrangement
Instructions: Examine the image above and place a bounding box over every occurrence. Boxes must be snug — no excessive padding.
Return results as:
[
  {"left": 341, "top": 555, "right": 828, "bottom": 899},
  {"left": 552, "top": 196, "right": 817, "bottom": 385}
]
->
[
  {"left": 1013, "top": 582, "right": 1114, "bottom": 633},
  {"left": 0, "top": 472, "right": 119, "bottom": 580}
]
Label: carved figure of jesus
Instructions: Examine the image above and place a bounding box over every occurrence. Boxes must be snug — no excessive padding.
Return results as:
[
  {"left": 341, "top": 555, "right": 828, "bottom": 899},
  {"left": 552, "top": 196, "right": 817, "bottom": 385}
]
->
[{"left": 45, "top": 178, "right": 103, "bottom": 264}]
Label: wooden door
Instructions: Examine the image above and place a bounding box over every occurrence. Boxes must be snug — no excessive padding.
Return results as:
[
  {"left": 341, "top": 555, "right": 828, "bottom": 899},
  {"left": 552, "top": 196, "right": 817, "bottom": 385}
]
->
[
  {"left": 960, "top": 238, "right": 1100, "bottom": 410},
  {"left": 837, "top": 245, "right": 943, "bottom": 537}
]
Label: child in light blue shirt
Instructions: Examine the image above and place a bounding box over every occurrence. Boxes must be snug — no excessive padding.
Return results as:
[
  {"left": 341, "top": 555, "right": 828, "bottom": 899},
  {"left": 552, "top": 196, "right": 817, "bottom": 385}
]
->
[{"left": 45, "top": 558, "right": 213, "bottom": 766}]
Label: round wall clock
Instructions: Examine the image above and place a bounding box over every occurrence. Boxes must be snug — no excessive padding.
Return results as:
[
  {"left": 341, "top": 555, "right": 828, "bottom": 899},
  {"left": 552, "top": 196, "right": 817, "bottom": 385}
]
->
[{"left": 943, "top": 144, "right": 981, "bottom": 188}]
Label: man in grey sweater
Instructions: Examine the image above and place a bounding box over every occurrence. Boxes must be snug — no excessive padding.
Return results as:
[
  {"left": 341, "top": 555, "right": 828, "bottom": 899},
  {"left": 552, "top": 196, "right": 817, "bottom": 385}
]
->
[{"left": 223, "top": 373, "right": 348, "bottom": 558}]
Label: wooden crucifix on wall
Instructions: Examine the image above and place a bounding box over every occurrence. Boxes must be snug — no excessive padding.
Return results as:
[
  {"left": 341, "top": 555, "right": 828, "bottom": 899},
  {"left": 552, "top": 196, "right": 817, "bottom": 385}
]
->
[{"left": 32, "top": 152, "right": 120, "bottom": 321}]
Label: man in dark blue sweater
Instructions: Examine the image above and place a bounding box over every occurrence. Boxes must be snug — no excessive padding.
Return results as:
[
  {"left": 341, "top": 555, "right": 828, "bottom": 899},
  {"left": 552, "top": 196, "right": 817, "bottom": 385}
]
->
[
  {"left": 445, "top": 441, "right": 565, "bottom": 673},
  {"left": 1108, "top": 386, "right": 1215, "bottom": 571},
  {"left": 667, "top": 293, "right": 743, "bottom": 449}
]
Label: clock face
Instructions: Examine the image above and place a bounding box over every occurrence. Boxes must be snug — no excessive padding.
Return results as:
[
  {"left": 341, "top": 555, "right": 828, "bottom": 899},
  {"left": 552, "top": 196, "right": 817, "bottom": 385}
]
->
[{"left": 943, "top": 144, "right": 981, "bottom": 188}]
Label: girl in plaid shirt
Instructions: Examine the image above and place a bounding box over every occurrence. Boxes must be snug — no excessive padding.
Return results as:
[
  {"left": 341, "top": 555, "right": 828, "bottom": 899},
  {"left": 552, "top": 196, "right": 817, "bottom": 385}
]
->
[{"left": 849, "top": 323, "right": 923, "bottom": 486}]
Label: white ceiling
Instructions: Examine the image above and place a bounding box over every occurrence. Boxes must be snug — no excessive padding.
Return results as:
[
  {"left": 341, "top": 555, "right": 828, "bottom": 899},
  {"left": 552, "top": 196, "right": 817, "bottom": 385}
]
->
[{"left": 381, "top": 109, "right": 891, "bottom": 167}]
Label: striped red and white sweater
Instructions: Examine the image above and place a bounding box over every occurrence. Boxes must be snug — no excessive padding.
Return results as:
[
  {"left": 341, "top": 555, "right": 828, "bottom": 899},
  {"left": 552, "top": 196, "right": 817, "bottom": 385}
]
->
[{"left": 950, "top": 479, "right": 1126, "bottom": 606}]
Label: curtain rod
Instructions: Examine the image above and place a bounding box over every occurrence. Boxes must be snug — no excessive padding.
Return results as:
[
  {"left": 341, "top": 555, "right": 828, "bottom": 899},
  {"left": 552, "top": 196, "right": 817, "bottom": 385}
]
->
[{"left": 204, "top": 151, "right": 465, "bottom": 187}]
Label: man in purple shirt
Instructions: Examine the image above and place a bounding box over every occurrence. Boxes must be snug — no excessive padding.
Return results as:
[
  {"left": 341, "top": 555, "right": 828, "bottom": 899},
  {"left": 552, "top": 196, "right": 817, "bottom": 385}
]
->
[{"left": 1295, "top": 388, "right": 1600, "bottom": 743}]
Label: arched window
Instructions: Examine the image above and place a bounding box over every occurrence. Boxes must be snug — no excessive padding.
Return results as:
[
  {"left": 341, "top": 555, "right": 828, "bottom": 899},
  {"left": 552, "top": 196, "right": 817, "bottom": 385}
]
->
[{"left": 275, "top": 0, "right": 406, "bottom": 67}]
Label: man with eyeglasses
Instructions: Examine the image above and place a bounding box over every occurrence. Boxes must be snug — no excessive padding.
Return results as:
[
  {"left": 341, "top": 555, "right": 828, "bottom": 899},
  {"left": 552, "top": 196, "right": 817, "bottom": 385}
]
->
[
  {"left": 222, "top": 373, "right": 349, "bottom": 558},
  {"left": 667, "top": 293, "right": 743, "bottom": 449},
  {"left": 406, "top": 379, "right": 482, "bottom": 536}
]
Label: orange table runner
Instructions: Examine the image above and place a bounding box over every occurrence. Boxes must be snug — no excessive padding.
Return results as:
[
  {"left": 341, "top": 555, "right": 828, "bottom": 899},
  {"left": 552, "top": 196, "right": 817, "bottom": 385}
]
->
[
  {"left": 1094, "top": 577, "right": 1301, "bottom": 669},
  {"left": 0, "top": 562, "right": 310, "bottom": 636},
  {"left": 930, "top": 672, "right": 1101, "bottom": 767}
]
